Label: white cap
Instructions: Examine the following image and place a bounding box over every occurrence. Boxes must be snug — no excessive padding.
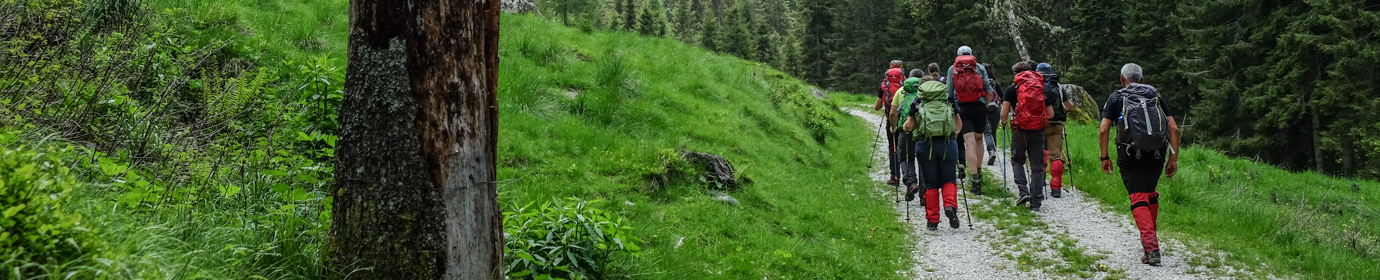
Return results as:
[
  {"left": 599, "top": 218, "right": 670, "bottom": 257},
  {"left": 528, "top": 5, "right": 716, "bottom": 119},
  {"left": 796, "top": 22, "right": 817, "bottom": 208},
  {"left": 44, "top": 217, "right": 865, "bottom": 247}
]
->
[{"left": 957, "top": 46, "right": 972, "bottom": 56}]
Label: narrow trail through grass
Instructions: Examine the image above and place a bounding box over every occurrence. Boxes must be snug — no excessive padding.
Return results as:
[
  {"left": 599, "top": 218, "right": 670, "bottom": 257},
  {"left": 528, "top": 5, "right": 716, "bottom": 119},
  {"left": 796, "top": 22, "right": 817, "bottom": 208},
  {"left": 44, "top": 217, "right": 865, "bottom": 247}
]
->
[{"left": 844, "top": 104, "right": 1280, "bottom": 279}]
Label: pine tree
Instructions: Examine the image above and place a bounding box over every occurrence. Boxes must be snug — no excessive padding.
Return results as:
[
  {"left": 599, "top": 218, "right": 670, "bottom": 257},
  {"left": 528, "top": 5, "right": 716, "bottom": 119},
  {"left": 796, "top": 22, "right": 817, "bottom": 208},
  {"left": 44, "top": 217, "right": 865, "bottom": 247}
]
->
[
  {"left": 751, "top": 0, "right": 775, "bottom": 65},
  {"left": 596, "top": 0, "right": 623, "bottom": 29},
  {"left": 700, "top": 8, "right": 720, "bottom": 51},
  {"left": 794, "top": 0, "right": 834, "bottom": 84},
  {"left": 780, "top": 10, "right": 807, "bottom": 77},
  {"left": 672, "top": 0, "right": 698, "bottom": 43},
  {"left": 1067, "top": 0, "right": 1122, "bottom": 98}
]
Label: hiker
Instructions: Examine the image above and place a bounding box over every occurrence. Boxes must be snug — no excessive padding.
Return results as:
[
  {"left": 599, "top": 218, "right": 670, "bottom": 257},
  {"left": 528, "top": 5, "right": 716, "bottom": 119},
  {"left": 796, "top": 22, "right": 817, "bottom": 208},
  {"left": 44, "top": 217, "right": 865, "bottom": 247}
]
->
[
  {"left": 982, "top": 63, "right": 1003, "bottom": 167},
  {"left": 1036, "top": 63, "right": 1076, "bottom": 198},
  {"left": 901, "top": 75, "right": 964, "bottom": 230},
  {"left": 999, "top": 60, "right": 1054, "bottom": 211},
  {"left": 945, "top": 46, "right": 996, "bottom": 195},
  {"left": 1098, "top": 63, "right": 1181, "bottom": 266},
  {"left": 928, "top": 63, "right": 946, "bottom": 84},
  {"left": 875, "top": 60, "right": 907, "bottom": 186},
  {"left": 890, "top": 69, "right": 928, "bottom": 206}
]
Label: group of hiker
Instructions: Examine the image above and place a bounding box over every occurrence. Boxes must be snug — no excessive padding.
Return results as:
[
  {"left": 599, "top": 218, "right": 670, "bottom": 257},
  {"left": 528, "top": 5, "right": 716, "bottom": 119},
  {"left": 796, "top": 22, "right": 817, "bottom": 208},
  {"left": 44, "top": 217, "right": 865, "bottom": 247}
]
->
[{"left": 873, "top": 47, "right": 1182, "bottom": 266}]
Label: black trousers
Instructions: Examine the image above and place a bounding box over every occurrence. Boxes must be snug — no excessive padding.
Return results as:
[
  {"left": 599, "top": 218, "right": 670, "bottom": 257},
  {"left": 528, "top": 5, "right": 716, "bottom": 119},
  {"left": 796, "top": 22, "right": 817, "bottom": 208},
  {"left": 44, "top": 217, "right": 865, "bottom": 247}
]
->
[{"left": 1117, "top": 147, "right": 1167, "bottom": 194}]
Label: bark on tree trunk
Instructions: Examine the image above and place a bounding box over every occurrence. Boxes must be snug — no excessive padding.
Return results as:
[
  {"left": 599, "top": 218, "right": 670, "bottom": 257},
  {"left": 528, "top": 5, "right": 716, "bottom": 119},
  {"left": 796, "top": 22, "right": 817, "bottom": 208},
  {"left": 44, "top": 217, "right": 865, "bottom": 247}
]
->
[
  {"left": 327, "top": 0, "right": 503, "bottom": 279},
  {"left": 1000, "top": 0, "right": 1029, "bottom": 61}
]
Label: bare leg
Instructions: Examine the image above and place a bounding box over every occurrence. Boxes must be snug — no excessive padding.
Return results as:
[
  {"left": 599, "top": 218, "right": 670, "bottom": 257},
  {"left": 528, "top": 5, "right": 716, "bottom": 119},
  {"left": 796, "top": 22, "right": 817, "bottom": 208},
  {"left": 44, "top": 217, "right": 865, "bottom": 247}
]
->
[{"left": 965, "top": 133, "right": 986, "bottom": 175}]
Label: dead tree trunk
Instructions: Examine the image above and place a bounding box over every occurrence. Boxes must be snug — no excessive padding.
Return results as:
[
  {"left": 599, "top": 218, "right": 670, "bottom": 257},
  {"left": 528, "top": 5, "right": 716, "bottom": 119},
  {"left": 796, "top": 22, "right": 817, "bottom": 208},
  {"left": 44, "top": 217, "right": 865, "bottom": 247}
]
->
[{"left": 327, "top": 0, "right": 502, "bottom": 279}]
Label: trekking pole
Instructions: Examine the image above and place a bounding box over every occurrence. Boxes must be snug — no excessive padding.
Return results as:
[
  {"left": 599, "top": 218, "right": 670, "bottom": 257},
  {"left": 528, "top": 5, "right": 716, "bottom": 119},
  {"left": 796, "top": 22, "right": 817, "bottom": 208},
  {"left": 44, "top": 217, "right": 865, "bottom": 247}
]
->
[
  {"left": 868, "top": 120, "right": 884, "bottom": 169},
  {"left": 961, "top": 174, "right": 973, "bottom": 230},
  {"left": 893, "top": 130, "right": 902, "bottom": 204},
  {"left": 1063, "top": 126, "right": 1072, "bottom": 190},
  {"left": 1000, "top": 126, "right": 1009, "bottom": 193}
]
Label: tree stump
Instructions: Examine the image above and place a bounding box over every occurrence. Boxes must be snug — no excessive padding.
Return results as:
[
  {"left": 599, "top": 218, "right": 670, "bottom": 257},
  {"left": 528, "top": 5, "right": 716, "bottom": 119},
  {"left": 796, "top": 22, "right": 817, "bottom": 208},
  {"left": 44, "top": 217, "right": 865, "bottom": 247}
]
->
[{"left": 681, "top": 151, "right": 742, "bottom": 189}]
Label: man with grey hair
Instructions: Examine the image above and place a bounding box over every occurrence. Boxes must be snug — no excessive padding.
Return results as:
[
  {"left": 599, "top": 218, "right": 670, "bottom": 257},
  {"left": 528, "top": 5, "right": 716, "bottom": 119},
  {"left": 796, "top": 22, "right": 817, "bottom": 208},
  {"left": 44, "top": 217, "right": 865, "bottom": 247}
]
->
[{"left": 1097, "top": 63, "right": 1182, "bottom": 266}]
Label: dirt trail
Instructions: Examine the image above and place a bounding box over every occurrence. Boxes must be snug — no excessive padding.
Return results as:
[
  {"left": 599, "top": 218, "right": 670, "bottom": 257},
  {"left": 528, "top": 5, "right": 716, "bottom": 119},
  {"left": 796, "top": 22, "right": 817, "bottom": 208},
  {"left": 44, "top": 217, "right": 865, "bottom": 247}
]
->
[{"left": 845, "top": 108, "right": 1275, "bottom": 279}]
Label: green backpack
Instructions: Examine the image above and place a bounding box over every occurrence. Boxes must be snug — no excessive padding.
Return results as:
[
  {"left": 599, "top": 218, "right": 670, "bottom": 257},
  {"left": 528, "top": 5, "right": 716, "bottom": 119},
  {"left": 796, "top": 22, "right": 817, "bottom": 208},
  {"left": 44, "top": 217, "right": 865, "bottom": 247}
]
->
[
  {"left": 909, "top": 80, "right": 956, "bottom": 138},
  {"left": 895, "top": 78, "right": 922, "bottom": 131}
]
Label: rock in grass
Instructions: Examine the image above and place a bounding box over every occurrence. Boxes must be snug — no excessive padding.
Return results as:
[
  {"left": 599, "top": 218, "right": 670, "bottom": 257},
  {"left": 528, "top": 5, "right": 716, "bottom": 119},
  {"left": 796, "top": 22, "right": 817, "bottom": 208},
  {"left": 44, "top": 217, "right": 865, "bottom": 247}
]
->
[
  {"left": 811, "top": 87, "right": 826, "bottom": 100},
  {"left": 1060, "top": 84, "right": 1101, "bottom": 123},
  {"left": 709, "top": 191, "right": 739, "bottom": 205}
]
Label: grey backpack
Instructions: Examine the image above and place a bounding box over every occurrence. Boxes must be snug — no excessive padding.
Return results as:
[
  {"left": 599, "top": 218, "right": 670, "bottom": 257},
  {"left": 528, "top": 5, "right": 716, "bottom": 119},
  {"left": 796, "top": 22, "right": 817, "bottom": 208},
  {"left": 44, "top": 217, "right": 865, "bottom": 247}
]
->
[{"left": 1117, "top": 86, "right": 1170, "bottom": 153}]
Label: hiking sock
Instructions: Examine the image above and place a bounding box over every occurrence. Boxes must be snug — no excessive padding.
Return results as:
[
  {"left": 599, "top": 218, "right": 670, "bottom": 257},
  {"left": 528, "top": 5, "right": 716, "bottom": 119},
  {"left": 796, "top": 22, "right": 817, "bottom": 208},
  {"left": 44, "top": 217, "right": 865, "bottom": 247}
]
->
[
  {"left": 1050, "top": 160, "right": 1064, "bottom": 190},
  {"left": 1130, "top": 193, "right": 1161, "bottom": 253},
  {"left": 925, "top": 189, "right": 941, "bottom": 223}
]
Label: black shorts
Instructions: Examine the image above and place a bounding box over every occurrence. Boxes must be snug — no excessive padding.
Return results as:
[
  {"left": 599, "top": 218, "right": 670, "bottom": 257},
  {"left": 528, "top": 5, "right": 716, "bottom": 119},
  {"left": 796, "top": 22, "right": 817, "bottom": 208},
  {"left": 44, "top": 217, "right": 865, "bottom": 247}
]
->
[{"left": 958, "top": 102, "right": 987, "bottom": 135}]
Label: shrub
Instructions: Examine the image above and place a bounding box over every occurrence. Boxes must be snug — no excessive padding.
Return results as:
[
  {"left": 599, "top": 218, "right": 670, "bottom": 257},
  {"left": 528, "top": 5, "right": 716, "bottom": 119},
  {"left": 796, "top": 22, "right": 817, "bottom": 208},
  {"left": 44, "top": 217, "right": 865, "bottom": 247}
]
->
[
  {"left": 503, "top": 198, "right": 641, "bottom": 279},
  {"left": 0, "top": 144, "right": 95, "bottom": 270}
]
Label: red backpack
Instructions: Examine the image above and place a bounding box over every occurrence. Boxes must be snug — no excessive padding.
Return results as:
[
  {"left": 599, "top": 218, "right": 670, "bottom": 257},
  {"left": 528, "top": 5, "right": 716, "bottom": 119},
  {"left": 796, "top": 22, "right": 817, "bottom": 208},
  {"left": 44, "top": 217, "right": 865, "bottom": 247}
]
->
[
  {"left": 951, "top": 55, "right": 985, "bottom": 103},
  {"left": 885, "top": 68, "right": 905, "bottom": 93},
  {"left": 880, "top": 68, "right": 905, "bottom": 108},
  {"left": 1012, "top": 71, "right": 1048, "bottom": 131}
]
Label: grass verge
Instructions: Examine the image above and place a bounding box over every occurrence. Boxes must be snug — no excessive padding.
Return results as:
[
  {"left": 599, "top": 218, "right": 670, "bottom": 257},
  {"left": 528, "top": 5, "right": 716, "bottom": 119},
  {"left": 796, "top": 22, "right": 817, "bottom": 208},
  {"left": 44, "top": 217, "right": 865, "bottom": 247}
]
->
[{"left": 1063, "top": 122, "right": 1380, "bottom": 279}]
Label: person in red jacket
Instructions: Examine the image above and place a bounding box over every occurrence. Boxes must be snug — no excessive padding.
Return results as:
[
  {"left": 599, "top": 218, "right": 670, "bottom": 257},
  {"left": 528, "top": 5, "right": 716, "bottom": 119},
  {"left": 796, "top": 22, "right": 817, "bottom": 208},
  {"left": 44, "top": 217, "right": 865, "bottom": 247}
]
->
[{"left": 876, "top": 60, "right": 906, "bottom": 186}]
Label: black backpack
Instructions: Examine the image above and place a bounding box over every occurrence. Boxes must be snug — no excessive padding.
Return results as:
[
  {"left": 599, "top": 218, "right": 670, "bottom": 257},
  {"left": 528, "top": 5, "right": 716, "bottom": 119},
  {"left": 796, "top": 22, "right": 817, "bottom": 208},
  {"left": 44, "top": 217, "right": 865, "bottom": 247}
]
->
[
  {"left": 1040, "top": 73, "right": 1067, "bottom": 122},
  {"left": 1117, "top": 85, "right": 1170, "bottom": 152}
]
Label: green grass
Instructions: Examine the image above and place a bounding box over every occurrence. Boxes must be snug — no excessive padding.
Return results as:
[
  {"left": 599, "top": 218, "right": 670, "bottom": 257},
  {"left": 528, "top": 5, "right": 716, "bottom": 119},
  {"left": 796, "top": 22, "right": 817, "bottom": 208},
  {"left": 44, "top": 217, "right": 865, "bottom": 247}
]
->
[
  {"left": 8, "top": 1, "right": 914, "bottom": 278},
  {"left": 494, "top": 15, "right": 912, "bottom": 278},
  {"left": 1063, "top": 122, "right": 1380, "bottom": 279},
  {"left": 145, "top": 0, "right": 350, "bottom": 74}
]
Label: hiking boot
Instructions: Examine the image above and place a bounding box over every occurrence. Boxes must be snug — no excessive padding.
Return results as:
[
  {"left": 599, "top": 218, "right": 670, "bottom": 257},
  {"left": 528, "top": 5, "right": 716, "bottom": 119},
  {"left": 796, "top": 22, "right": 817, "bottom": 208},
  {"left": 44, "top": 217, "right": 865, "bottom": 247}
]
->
[
  {"left": 987, "top": 155, "right": 997, "bottom": 166},
  {"left": 1030, "top": 202, "right": 1042, "bottom": 211},
  {"left": 927, "top": 223, "right": 939, "bottom": 231},
  {"left": 1016, "top": 195, "right": 1031, "bottom": 206},
  {"left": 971, "top": 186, "right": 984, "bottom": 196},
  {"left": 945, "top": 206, "right": 960, "bottom": 228},
  {"left": 905, "top": 185, "right": 920, "bottom": 202},
  {"left": 886, "top": 178, "right": 898, "bottom": 186},
  {"left": 1051, "top": 189, "right": 1062, "bottom": 198},
  {"left": 1142, "top": 250, "right": 1162, "bottom": 266}
]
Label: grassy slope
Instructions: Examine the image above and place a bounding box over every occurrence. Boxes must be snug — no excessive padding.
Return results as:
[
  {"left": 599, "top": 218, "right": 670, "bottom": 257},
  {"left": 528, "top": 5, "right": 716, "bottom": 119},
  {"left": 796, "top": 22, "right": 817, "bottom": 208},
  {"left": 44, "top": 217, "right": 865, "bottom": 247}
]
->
[
  {"left": 496, "top": 15, "right": 911, "bottom": 278},
  {"left": 1063, "top": 123, "right": 1380, "bottom": 278}
]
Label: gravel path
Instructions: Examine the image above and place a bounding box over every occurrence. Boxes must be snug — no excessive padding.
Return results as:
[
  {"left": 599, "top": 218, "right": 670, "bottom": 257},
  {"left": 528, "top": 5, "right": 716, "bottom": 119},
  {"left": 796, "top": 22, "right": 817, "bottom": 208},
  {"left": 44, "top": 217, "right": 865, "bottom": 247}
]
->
[{"left": 845, "top": 108, "right": 1276, "bottom": 279}]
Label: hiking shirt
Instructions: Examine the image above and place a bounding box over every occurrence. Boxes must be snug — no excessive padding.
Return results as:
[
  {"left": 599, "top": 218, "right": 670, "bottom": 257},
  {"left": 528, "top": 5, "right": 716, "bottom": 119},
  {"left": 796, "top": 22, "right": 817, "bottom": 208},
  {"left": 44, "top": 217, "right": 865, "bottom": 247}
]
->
[{"left": 945, "top": 63, "right": 994, "bottom": 104}]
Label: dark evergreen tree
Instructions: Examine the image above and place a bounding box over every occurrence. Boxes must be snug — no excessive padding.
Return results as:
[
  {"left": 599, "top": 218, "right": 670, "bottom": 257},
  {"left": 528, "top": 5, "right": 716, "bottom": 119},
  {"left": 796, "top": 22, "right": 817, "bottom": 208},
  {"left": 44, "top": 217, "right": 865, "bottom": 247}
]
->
[
  {"left": 794, "top": 0, "right": 834, "bottom": 84},
  {"left": 700, "top": 7, "right": 721, "bottom": 51},
  {"left": 1066, "top": 0, "right": 1122, "bottom": 99}
]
